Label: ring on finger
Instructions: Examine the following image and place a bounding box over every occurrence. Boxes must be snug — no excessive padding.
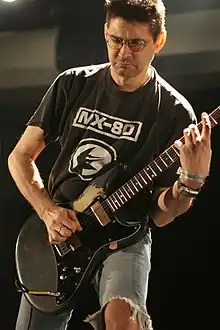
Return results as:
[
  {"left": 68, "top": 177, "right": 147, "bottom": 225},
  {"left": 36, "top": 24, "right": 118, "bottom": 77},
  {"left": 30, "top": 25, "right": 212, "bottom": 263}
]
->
[{"left": 58, "top": 224, "right": 64, "bottom": 234}]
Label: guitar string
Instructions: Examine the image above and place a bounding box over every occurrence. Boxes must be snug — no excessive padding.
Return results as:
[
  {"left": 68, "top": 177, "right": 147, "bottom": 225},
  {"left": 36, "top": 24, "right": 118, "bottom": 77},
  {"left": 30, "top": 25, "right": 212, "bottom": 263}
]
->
[
  {"left": 74, "top": 137, "right": 204, "bottom": 234},
  {"left": 72, "top": 149, "right": 178, "bottom": 234},
  {"left": 72, "top": 120, "right": 212, "bottom": 234},
  {"left": 71, "top": 110, "right": 219, "bottom": 234}
]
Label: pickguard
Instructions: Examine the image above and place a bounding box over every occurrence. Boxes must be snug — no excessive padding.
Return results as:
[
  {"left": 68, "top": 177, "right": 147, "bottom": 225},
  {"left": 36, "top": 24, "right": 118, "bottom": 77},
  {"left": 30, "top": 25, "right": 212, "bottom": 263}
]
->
[{"left": 72, "top": 183, "right": 105, "bottom": 212}]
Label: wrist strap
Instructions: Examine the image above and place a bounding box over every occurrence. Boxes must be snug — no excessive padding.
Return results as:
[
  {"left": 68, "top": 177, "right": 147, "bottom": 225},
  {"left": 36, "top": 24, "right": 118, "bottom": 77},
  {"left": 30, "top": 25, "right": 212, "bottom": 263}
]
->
[
  {"left": 176, "top": 178, "right": 201, "bottom": 198},
  {"left": 177, "top": 167, "right": 206, "bottom": 185}
]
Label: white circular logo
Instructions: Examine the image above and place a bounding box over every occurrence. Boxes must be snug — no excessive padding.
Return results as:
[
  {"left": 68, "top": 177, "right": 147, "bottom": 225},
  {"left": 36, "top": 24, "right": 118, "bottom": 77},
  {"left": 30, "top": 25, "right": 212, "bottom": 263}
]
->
[{"left": 69, "top": 138, "right": 117, "bottom": 181}]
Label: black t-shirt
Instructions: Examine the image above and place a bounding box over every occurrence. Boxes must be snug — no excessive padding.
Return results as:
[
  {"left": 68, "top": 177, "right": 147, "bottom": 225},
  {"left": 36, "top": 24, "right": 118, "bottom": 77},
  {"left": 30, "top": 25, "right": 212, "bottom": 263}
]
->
[{"left": 27, "top": 63, "right": 197, "bottom": 214}]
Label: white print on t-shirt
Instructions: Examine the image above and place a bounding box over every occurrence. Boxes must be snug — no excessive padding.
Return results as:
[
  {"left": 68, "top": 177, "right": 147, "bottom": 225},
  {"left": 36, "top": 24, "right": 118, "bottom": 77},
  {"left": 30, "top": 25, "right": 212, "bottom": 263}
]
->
[
  {"left": 72, "top": 107, "right": 142, "bottom": 142},
  {"left": 68, "top": 138, "right": 117, "bottom": 181}
]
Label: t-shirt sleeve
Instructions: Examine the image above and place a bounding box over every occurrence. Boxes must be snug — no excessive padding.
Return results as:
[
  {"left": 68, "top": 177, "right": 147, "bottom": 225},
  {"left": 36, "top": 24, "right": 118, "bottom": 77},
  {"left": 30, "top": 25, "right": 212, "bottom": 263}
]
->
[
  {"left": 27, "top": 73, "right": 67, "bottom": 144},
  {"left": 153, "top": 100, "right": 197, "bottom": 188},
  {"left": 27, "top": 69, "right": 84, "bottom": 144}
]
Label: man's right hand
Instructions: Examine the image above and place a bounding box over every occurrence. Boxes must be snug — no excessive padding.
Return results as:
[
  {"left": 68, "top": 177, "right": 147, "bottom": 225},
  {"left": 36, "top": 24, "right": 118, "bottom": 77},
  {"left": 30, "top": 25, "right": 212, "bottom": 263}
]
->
[{"left": 40, "top": 205, "right": 82, "bottom": 244}]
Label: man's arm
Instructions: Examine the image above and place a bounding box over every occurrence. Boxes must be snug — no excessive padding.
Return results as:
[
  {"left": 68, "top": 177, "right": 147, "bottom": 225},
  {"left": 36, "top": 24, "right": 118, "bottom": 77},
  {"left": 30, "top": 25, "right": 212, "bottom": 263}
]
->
[
  {"left": 151, "top": 112, "right": 212, "bottom": 227},
  {"left": 151, "top": 183, "right": 198, "bottom": 227},
  {"left": 8, "top": 125, "right": 81, "bottom": 244},
  {"left": 8, "top": 125, "right": 54, "bottom": 217},
  {"left": 8, "top": 125, "right": 55, "bottom": 217}
]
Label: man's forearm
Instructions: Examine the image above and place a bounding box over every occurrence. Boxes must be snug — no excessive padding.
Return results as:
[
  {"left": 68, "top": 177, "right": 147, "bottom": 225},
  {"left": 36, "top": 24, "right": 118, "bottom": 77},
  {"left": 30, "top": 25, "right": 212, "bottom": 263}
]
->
[
  {"left": 8, "top": 150, "right": 55, "bottom": 218},
  {"left": 151, "top": 182, "right": 194, "bottom": 227}
]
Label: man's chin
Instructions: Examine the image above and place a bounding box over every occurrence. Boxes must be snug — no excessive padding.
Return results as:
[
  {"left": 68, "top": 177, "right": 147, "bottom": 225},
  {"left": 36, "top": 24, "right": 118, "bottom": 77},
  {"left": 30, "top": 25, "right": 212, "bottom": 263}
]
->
[{"left": 115, "top": 65, "right": 136, "bottom": 77}]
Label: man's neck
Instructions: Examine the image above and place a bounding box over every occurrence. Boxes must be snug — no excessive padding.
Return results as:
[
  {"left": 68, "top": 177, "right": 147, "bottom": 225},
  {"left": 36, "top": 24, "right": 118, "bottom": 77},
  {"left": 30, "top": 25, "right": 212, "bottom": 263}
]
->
[{"left": 110, "top": 67, "right": 152, "bottom": 92}]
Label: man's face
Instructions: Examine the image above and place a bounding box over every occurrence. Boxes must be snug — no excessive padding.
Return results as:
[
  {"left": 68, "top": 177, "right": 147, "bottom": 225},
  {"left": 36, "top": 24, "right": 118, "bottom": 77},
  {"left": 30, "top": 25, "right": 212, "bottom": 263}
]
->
[{"left": 104, "top": 17, "right": 166, "bottom": 79}]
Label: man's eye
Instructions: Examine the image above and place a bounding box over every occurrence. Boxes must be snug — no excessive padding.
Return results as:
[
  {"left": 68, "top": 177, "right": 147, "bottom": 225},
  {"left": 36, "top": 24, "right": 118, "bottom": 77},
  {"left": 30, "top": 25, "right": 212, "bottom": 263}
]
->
[
  {"left": 112, "top": 37, "right": 121, "bottom": 44},
  {"left": 131, "top": 40, "right": 144, "bottom": 45}
]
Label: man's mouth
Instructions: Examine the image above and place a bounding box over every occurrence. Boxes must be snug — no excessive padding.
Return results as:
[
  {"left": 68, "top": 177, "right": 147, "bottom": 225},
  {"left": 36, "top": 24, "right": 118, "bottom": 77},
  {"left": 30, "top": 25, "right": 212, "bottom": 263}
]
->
[{"left": 117, "top": 62, "right": 133, "bottom": 66}]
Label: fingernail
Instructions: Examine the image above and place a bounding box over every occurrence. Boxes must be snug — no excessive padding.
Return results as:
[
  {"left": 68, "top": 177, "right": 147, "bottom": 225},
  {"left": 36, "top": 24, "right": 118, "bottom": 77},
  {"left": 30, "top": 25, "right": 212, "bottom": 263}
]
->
[
  {"left": 184, "top": 128, "right": 190, "bottom": 134},
  {"left": 174, "top": 140, "right": 181, "bottom": 147}
]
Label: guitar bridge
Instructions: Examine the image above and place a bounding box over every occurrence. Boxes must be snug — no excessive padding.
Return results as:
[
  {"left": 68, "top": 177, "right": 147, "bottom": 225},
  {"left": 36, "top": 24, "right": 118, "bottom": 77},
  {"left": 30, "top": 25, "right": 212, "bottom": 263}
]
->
[
  {"left": 55, "top": 233, "right": 82, "bottom": 257},
  {"left": 55, "top": 243, "right": 72, "bottom": 257}
]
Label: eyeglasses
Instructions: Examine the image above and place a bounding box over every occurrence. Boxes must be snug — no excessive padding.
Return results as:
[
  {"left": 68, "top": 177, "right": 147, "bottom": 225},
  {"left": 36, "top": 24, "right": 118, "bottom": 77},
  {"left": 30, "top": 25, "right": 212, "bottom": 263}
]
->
[{"left": 107, "top": 34, "right": 152, "bottom": 52}]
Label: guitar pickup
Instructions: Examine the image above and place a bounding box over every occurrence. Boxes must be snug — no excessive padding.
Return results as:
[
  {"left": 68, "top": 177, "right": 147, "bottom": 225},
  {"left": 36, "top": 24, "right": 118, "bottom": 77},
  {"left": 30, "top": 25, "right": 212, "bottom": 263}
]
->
[{"left": 90, "top": 201, "right": 111, "bottom": 226}]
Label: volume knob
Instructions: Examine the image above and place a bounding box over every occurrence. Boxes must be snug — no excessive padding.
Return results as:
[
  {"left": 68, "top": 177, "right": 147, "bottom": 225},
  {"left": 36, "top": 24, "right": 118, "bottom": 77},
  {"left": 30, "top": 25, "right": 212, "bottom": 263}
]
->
[{"left": 74, "top": 267, "right": 81, "bottom": 273}]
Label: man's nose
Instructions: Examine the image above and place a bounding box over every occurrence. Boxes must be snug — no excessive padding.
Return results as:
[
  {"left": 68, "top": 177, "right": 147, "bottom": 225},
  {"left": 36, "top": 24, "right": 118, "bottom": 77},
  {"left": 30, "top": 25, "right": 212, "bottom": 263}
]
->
[{"left": 118, "top": 44, "right": 132, "bottom": 59}]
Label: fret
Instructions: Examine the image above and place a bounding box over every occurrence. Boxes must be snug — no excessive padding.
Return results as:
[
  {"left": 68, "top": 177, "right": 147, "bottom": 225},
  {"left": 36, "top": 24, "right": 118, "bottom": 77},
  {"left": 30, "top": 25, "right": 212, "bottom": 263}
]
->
[
  {"left": 113, "top": 193, "right": 122, "bottom": 208},
  {"left": 130, "top": 179, "right": 139, "bottom": 192},
  {"left": 119, "top": 190, "right": 128, "bottom": 203},
  {"left": 210, "top": 114, "right": 218, "bottom": 125},
  {"left": 165, "top": 150, "right": 174, "bottom": 162},
  {"left": 110, "top": 196, "right": 120, "bottom": 209},
  {"left": 159, "top": 155, "right": 168, "bottom": 167},
  {"left": 148, "top": 164, "right": 157, "bottom": 176},
  {"left": 125, "top": 183, "right": 135, "bottom": 196},
  {"left": 114, "top": 191, "right": 124, "bottom": 205},
  {"left": 143, "top": 169, "right": 153, "bottom": 181},
  {"left": 171, "top": 146, "right": 179, "bottom": 157},
  {"left": 121, "top": 186, "right": 132, "bottom": 199},
  {"left": 135, "top": 177, "right": 143, "bottom": 189},
  {"left": 145, "top": 167, "right": 156, "bottom": 179},
  {"left": 108, "top": 196, "right": 119, "bottom": 210},
  {"left": 106, "top": 198, "right": 116, "bottom": 212},
  {"left": 164, "top": 150, "right": 174, "bottom": 163},
  {"left": 138, "top": 172, "right": 148, "bottom": 185},
  {"left": 154, "top": 161, "right": 162, "bottom": 172}
]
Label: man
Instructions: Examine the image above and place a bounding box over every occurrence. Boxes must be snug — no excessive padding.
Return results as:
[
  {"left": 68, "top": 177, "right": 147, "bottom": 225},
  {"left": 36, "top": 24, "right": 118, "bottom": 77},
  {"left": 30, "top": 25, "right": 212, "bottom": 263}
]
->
[{"left": 8, "top": 1, "right": 212, "bottom": 329}]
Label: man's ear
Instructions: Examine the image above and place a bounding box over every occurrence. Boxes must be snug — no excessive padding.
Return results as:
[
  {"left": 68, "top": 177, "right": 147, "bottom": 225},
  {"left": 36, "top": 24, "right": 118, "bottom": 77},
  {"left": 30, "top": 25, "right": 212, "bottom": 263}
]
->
[
  {"left": 104, "top": 23, "right": 108, "bottom": 41},
  {"left": 154, "top": 31, "right": 167, "bottom": 54}
]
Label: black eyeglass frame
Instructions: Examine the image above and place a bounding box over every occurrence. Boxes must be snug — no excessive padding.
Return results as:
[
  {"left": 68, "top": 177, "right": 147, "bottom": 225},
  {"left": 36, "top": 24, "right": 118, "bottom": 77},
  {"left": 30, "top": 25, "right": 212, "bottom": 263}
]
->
[{"left": 106, "top": 33, "right": 153, "bottom": 52}]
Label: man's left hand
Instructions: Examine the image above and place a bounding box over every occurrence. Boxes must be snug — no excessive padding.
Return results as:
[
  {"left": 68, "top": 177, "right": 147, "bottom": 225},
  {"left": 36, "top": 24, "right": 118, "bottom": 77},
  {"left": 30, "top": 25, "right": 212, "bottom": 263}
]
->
[{"left": 174, "top": 112, "right": 212, "bottom": 178}]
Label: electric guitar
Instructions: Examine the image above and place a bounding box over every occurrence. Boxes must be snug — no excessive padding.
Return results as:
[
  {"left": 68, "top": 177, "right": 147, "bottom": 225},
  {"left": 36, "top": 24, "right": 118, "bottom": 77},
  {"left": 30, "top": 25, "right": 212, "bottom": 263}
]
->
[{"left": 15, "top": 106, "right": 220, "bottom": 315}]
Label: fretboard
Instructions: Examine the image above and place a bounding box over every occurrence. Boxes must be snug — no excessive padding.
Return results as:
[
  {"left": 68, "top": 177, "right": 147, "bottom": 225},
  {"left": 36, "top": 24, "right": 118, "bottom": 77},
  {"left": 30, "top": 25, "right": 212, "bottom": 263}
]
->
[{"left": 106, "top": 105, "right": 220, "bottom": 213}]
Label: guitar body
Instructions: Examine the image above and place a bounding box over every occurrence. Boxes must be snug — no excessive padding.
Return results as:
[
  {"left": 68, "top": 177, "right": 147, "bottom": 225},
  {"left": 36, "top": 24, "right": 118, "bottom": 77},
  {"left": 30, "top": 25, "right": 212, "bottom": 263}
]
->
[{"left": 15, "top": 164, "right": 150, "bottom": 315}]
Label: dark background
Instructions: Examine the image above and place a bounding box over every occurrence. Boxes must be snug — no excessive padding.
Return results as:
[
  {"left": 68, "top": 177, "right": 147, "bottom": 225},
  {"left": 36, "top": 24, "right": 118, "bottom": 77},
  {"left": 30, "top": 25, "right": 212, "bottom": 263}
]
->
[{"left": 1, "top": 1, "right": 220, "bottom": 329}]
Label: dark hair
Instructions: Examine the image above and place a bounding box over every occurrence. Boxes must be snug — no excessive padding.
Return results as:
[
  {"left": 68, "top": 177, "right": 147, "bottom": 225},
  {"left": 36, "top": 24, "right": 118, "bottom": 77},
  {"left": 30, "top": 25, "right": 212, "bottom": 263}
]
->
[{"left": 104, "top": 0, "right": 166, "bottom": 42}]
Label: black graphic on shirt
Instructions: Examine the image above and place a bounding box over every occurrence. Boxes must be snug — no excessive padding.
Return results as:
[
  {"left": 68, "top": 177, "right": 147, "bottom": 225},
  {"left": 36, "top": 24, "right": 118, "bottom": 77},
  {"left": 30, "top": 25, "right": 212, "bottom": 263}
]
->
[{"left": 68, "top": 138, "right": 117, "bottom": 181}]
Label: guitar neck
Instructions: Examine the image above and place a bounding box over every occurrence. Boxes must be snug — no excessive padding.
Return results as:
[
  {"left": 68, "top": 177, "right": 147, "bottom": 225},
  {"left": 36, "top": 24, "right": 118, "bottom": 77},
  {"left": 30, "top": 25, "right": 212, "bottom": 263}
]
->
[{"left": 106, "top": 105, "right": 220, "bottom": 213}]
